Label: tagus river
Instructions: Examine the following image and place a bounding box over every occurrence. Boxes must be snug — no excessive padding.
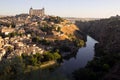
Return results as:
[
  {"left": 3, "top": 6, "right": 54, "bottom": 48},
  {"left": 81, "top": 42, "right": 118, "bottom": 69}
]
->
[{"left": 43, "top": 36, "right": 98, "bottom": 80}]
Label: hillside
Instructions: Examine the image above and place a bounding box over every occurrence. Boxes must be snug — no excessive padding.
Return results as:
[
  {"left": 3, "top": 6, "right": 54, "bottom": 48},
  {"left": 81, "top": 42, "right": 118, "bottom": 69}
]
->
[
  {"left": 76, "top": 16, "right": 120, "bottom": 53},
  {"left": 61, "top": 24, "right": 79, "bottom": 35},
  {"left": 74, "top": 15, "right": 120, "bottom": 80},
  {"left": 0, "top": 15, "right": 86, "bottom": 80}
]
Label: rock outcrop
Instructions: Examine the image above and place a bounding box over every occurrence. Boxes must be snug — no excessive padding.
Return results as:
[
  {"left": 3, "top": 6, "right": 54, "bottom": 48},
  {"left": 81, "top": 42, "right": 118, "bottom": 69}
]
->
[
  {"left": 76, "top": 16, "right": 120, "bottom": 53},
  {"left": 75, "top": 16, "right": 120, "bottom": 80}
]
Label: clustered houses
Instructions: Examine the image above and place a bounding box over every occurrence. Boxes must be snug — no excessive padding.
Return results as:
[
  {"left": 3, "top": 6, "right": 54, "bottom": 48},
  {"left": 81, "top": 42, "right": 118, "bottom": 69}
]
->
[
  {"left": 0, "top": 14, "right": 46, "bottom": 61},
  {"left": 0, "top": 9, "right": 74, "bottom": 61},
  {"left": 0, "top": 26, "right": 15, "bottom": 35},
  {"left": 0, "top": 32, "right": 44, "bottom": 61}
]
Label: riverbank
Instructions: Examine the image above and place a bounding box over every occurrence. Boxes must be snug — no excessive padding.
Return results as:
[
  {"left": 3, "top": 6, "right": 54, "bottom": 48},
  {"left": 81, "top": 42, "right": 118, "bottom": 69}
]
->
[
  {"left": 49, "top": 36, "right": 97, "bottom": 79},
  {"left": 40, "top": 61, "right": 56, "bottom": 68},
  {"left": 74, "top": 16, "right": 120, "bottom": 80}
]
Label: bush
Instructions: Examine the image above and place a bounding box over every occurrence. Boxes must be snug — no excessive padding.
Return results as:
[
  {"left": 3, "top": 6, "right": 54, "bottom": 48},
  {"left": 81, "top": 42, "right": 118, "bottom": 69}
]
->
[
  {"left": 32, "top": 36, "right": 40, "bottom": 42},
  {"left": 44, "top": 16, "right": 64, "bottom": 24},
  {"left": 60, "top": 45, "right": 71, "bottom": 52},
  {"left": 43, "top": 51, "right": 61, "bottom": 61},
  {"left": 73, "top": 68, "right": 97, "bottom": 80},
  {"left": 53, "top": 52, "right": 61, "bottom": 60},
  {"left": 39, "top": 39, "right": 50, "bottom": 45},
  {"left": 0, "top": 56, "right": 25, "bottom": 80},
  {"left": 102, "top": 64, "right": 110, "bottom": 71}
]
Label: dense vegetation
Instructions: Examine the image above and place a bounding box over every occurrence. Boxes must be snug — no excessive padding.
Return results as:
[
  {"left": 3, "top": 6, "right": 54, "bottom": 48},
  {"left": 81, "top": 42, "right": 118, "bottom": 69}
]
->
[
  {"left": 0, "top": 52, "right": 61, "bottom": 80},
  {"left": 44, "top": 16, "right": 64, "bottom": 24}
]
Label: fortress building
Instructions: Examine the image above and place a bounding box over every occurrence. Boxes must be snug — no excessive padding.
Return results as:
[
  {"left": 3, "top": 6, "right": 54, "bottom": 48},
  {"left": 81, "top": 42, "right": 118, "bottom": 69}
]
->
[{"left": 29, "top": 7, "right": 45, "bottom": 17}]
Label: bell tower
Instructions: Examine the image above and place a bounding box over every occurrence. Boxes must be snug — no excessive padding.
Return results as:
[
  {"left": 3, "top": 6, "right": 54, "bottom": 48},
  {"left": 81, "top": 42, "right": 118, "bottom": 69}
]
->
[{"left": 29, "top": 7, "right": 33, "bottom": 16}]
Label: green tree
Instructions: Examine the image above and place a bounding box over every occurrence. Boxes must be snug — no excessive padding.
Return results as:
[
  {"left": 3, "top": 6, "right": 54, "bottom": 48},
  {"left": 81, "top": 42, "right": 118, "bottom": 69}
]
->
[
  {"left": 53, "top": 52, "right": 61, "bottom": 60},
  {"left": 73, "top": 68, "right": 97, "bottom": 80},
  {"left": 32, "top": 36, "right": 40, "bottom": 42},
  {"left": 11, "top": 22, "right": 16, "bottom": 28},
  {"left": 102, "top": 64, "right": 110, "bottom": 71},
  {"left": 56, "top": 27, "right": 61, "bottom": 32}
]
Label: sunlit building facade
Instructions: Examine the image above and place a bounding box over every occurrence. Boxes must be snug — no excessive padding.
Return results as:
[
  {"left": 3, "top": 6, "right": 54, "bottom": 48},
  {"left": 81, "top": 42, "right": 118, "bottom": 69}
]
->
[{"left": 29, "top": 7, "right": 45, "bottom": 17}]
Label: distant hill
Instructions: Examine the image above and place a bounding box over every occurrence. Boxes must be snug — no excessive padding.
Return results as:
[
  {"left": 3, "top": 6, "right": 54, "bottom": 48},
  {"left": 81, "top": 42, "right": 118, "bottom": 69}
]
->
[
  {"left": 0, "top": 15, "right": 8, "bottom": 18},
  {"left": 63, "top": 17, "right": 101, "bottom": 23}
]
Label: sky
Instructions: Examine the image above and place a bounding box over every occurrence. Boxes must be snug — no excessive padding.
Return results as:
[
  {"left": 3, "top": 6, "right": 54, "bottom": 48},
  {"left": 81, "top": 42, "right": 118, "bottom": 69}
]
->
[{"left": 0, "top": 0, "right": 120, "bottom": 18}]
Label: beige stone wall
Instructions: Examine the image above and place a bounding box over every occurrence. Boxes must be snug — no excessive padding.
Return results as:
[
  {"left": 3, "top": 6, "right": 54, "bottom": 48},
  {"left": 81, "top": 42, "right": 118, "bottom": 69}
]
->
[
  {"left": 29, "top": 8, "right": 45, "bottom": 17},
  {"left": 0, "top": 27, "right": 15, "bottom": 35},
  {"left": 0, "top": 37, "right": 4, "bottom": 48}
]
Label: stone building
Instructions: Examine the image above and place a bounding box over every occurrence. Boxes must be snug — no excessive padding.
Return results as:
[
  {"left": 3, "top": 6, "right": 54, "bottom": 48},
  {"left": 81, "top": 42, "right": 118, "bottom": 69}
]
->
[
  {"left": 0, "top": 48, "right": 6, "bottom": 61},
  {"left": 0, "top": 27, "right": 15, "bottom": 35},
  {"left": 29, "top": 7, "right": 45, "bottom": 17},
  {"left": 0, "top": 37, "right": 4, "bottom": 48}
]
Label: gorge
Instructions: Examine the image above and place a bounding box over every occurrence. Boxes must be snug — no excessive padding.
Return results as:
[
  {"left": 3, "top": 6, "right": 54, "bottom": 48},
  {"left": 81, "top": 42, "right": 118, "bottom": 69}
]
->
[{"left": 73, "top": 15, "right": 120, "bottom": 80}]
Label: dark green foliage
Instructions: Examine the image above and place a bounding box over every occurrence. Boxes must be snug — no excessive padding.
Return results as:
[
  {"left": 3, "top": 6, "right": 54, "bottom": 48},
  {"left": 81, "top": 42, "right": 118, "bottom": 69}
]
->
[
  {"left": 102, "top": 64, "right": 110, "bottom": 71},
  {"left": 0, "top": 56, "right": 25, "bottom": 80},
  {"left": 56, "top": 26, "right": 61, "bottom": 32},
  {"left": 59, "top": 45, "right": 71, "bottom": 52},
  {"left": 0, "top": 51, "right": 61, "bottom": 80},
  {"left": 42, "top": 51, "right": 61, "bottom": 62},
  {"left": 32, "top": 36, "right": 40, "bottom": 42},
  {"left": 0, "top": 32, "right": 23, "bottom": 38},
  {"left": 32, "top": 36, "right": 51, "bottom": 45},
  {"left": 73, "top": 50, "right": 120, "bottom": 80},
  {"left": 22, "top": 53, "right": 42, "bottom": 66},
  {"left": 8, "top": 32, "right": 18, "bottom": 37},
  {"left": 40, "top": 25, "right": 53, "bottom": 32},
  {"left": 73, "top": 68, "right": 97, "bottom": 80},
  {"left": 39, "top": 39, "right": 51, "bottom": 45},
  {"left": 73, "top": 38, "right": 85, "bottom": 47},
  {"left": 44, "top": 16, "right": 64, "bottom": 24},
  {"left": 53, "top": 52, "right": 61, "bottom": 60},
  {"left": 73, "top": 16, "right": 120, "bottom": 80},
  {"left": 11, "top": 22, "right": 16, "bottom": 28},
  {"left": 22, "top": 52, "right": 61, "bottom": 65}
]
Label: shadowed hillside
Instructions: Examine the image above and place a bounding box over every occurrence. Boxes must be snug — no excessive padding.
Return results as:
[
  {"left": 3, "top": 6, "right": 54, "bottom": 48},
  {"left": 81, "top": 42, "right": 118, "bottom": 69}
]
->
[
  {"left": 76, "top": 16, "right": 120, "bottom": 53},
  {"left": 73, "top": 15, "right": 120, "bottom": 80}
]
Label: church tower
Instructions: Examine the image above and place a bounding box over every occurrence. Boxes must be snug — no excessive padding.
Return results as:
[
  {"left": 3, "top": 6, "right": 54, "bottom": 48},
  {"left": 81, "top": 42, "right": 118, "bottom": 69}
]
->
[{"left": 29, "top": 7, "right": 33, "bottom": 16}]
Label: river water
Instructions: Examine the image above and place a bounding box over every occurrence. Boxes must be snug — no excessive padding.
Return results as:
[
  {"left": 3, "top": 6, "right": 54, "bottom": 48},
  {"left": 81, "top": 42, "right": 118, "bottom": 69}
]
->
[
  {"left": 49, "top": 36, "right": 98, "bottom": 79},
  {"left": 20, "top": 36, "right": 98, "bottom": 80}
]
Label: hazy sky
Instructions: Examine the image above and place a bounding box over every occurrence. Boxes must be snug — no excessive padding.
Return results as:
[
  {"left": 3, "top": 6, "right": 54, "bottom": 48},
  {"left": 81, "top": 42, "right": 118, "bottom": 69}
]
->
[{"left": 0, "top": 0, "right": 120, "bottom": 18}]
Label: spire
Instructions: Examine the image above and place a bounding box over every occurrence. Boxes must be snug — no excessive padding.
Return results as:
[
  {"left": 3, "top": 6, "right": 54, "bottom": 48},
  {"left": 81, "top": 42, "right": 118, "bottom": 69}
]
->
[
  {"left": 42, "top": 7, "right": 45, "bottom": 10},
  {"left": 30, "top": 6, "right": 33, "bottom": 9}
]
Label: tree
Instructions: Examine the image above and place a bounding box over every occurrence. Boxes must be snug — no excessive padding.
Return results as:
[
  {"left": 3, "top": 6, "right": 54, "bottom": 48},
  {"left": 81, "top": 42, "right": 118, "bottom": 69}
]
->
[
  {"left": 0, "top": 56, "right": 25, "bottom": 80},
  {"left": 56, "top": 26, "right": 61, "bottom": 32},
  {"left": 11, "top": 22, "right": 16, "bottom": 28},
  {"left": 73, "top": 68, "right": 97, "bottom": 80},
  {"left": 102, "top": 64, "right": 110, "bottom": 71},
  {"left": 60, "top": 45, "right": 71, "bottom": 52},
  {"left": 30, "top": 56, "right": 38, "bottom": 66},
  {"left": 53, "top": 52, "right": 61, "bottom": 60},
  {"left": 32, "top": 36, "right": 40, "bottom": 43}
]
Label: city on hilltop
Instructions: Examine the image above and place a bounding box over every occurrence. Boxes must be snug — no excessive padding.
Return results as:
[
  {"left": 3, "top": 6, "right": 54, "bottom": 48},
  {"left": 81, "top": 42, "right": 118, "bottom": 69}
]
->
[
  {"left": 0, "top": 6, "right": 87, "bottom": 80},
  {"left": 0, "top": 1, "right": 120, "bottom": 80}
]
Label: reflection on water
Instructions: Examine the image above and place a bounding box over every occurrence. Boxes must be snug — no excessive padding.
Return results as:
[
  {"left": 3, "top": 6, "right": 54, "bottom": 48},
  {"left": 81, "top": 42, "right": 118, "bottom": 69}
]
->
[{"left": 51, "top": 36, "right": 98, "bottom": 78}]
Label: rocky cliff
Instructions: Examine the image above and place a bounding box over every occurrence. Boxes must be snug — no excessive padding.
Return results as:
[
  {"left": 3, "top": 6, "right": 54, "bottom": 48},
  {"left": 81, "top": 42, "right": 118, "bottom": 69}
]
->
[
  {"left": 75, "top": 16, "right": 120, "bottom": 80},
  {"left": 76, "top": 16, "right": 120, "bottom": 53}
]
